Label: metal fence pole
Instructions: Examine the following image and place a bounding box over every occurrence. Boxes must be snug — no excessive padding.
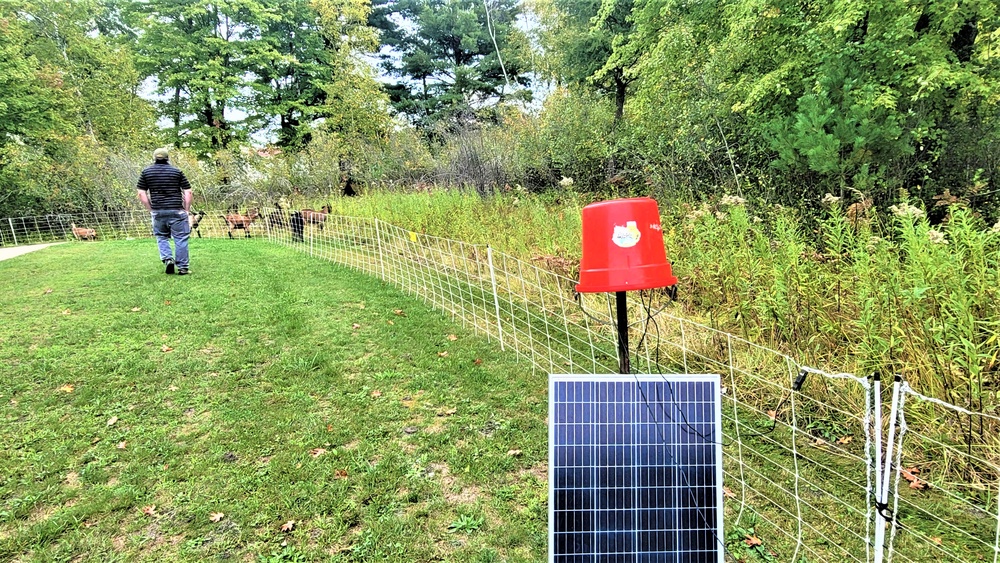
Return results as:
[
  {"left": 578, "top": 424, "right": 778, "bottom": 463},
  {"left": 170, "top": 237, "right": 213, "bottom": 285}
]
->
[
  {"left": 8, "top": 218, "right": 17, "bottom": 246},
  {"left": 486, "top": 246, "right": 505, "bottom": 351}
]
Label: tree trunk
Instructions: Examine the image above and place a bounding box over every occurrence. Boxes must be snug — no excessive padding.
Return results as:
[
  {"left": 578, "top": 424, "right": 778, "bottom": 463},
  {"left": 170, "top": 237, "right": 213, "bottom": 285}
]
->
[{"left": 614, "top": 73, "right": 627, "bottom": 126}]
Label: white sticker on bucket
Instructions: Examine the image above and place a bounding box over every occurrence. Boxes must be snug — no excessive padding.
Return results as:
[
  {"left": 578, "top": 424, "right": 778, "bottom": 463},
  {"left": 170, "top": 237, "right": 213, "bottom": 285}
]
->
[{"left": 612, "top": 221, "right": 641, "bottom": 248}]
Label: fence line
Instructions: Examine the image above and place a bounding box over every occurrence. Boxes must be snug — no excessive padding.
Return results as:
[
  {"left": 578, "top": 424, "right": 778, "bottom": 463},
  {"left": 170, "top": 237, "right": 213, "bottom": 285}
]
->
[{"left": 4, "top": 208, "right": 999, "bottom": 561}]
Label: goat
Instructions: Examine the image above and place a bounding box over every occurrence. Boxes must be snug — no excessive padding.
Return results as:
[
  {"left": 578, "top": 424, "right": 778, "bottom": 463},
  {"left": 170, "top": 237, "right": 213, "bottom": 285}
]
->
[
  {"left": 300, "top": 204, "right": 330, "bottom": 230},
  {"left": 188, "top": 210, "right": 206, "bottom": 238},
  {"left": 343, "top": 175, "right": 358, "bottom": 197},
  {"left": 289, "top": 211, "right": 304, "bottom": 242},
  {"left": 266, "top": 202, "right": 288, "bottom": 231},
  {"left": 222, "top": 208, "right": 259, "bottom": 239},
  {"left": 70, "top": 223, "right": 97, "bottom": 241}
]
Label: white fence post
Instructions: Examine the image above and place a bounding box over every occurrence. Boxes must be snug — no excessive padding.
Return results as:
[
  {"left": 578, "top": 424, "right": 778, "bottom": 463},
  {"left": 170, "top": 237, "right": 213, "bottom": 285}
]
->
[
  {"left": 874, "top": 374, "right": 902, "bottom": 563},
  {"left": 487, "top": 246, "right": 504, "bottom": 351},
  {"left": 873, "top": 372, "right": 885, "bottom": 561},
  {"left": 374, "top": 218, "right": 386, "bottom": 282},
  {"left": 8, "top": 218, "right": 16, "bottom": 246}
]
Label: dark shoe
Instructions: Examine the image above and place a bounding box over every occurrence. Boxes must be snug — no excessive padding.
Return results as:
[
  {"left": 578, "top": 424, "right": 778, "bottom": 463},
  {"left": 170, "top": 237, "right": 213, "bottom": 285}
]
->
[
  {"left": 164, "top": 258, "right": 175, "bottom": 274},
  {"left": 177, "top": 268, "right": 190, "bottom": 276}
]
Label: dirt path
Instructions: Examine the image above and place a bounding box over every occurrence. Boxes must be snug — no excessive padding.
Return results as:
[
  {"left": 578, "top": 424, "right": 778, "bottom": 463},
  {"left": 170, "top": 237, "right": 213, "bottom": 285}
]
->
[{"left": 0, "top": 243, "right": 64, "bottom": 262}]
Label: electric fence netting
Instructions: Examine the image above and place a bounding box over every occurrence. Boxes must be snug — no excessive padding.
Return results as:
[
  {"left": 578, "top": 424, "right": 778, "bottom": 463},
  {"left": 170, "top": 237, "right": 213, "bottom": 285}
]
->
[{"left": 3, "top": 208, "right": 999, "bottom": 562}]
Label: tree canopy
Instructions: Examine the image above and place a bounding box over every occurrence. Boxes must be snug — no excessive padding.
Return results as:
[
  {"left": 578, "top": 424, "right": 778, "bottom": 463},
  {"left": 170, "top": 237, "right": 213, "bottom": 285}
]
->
[
  {"left": 371, "top": 0, "right": 533, "bottom": 131},
  {"left": 1, "top": 0, "right": 999, "bottom": 218}
]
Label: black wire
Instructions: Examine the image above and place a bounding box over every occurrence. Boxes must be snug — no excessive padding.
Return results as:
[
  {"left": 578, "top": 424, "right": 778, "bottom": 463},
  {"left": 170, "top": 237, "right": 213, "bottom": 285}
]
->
[
  {"left": 630, "top": 292, "right": 806, "bottom": 559},
  {"left": 619, "top": 290, "right": 740, "bottom": 560},
  {"left": 632, "top": 290, "right": 785, "bottom": 447}
]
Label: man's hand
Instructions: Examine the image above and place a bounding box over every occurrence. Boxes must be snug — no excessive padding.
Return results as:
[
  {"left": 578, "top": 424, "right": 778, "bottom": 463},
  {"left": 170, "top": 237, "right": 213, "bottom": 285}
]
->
[{"left": 137, "top": 189, "right": 152, "bottom": 212}]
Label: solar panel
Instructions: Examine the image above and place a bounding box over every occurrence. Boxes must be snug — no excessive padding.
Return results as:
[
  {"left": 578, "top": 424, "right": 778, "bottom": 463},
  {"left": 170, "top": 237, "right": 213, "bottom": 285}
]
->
[{"left": 549, "top": 374, "right": 724, "bottom": 562}]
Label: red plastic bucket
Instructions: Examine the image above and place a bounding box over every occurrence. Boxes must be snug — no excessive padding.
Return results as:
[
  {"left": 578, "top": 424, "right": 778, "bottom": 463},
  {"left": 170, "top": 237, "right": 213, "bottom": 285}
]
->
[{"left": 576, "top": 197, "right": 678, "bottom": 293}]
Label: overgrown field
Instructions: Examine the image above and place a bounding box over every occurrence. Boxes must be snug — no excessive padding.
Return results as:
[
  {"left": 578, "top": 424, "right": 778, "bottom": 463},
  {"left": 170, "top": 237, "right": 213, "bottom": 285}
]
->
[
  {"left": 0, "top": 240, "right": 549, "bottom": 562},
  {"left": 321, "top": 191, "right": 1000, "bottom": 417}
]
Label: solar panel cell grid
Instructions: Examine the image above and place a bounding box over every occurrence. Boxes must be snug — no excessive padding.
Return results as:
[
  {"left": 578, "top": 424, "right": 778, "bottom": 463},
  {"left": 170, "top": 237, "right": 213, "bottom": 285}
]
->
[{"left": 550, "top": 375, "right": 724, "bottom": 563}]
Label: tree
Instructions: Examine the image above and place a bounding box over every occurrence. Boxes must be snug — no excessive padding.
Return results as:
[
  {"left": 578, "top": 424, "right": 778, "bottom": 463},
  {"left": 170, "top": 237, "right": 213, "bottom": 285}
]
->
[
  {"left": 132, "top": 0, "right": 387, "bottom": 153},
  {"left": 620, "top": 0, "right": 1000, "bottom": 203},
  {"left": 371, "top": 0, "right": 532, "bottom": 132},
  {"left": 534, "top": 0, "right": 638, "bottom": 124},
  {"left": 132, "top": 0, "right": 267, "bottom": 152},
  {"left": 246, "top": 0, "right": 331, "bottom": 148},
  {"left": 0, "top": 0, "right": 156, "bottom": 216}
]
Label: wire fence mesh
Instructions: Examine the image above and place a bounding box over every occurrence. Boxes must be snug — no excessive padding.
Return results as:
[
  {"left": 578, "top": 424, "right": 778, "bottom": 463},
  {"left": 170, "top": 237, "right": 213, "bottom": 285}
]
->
[{"left": 3, "top": 208, "right": 998, "bottom": 562}]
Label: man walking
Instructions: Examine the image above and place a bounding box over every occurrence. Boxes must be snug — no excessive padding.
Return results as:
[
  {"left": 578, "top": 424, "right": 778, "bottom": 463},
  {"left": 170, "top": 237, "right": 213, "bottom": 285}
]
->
[{"left": 137, "top": 147, "right": 193, "bottom": 275}]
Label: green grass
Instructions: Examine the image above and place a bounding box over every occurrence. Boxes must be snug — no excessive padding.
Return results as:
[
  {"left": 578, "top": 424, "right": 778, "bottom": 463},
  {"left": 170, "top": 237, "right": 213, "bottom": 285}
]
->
[{"left": 0, "top": 240, "right": 548, "bottom": 562}]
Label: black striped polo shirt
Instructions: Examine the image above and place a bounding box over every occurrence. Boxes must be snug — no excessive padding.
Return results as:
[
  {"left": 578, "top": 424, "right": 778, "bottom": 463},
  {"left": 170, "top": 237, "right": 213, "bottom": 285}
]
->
[{"left": 137, "top": 162, "right": 191, "bottom": 210}]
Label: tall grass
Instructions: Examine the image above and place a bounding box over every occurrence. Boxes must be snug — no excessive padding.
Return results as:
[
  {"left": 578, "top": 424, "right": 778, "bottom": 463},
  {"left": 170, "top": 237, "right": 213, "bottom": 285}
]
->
[{"left": 319, "top": 190, "right": 1000, "bottom": 412}]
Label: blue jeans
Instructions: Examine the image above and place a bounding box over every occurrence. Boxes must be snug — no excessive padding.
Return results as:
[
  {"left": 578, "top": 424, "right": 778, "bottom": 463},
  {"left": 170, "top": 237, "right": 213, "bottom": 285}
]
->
[{"left": 151, "top": 210, "right": 190, "bottom": 268}]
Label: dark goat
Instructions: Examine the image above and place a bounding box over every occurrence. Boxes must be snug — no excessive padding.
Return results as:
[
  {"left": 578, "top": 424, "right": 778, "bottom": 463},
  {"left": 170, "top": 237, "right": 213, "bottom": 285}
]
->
[
  {"left": 222, "top": 208, "right": 259, "bottom": 239},
  {"left": 300, "top": 204, "right": 330, "bottom": 230},
  {"left": 267, "top": 202, "right": 288, "bottom": 231},
  {"left": 343, "top": 176, "right": 357, "bottom": 197},
  {"left": 188, "top": 210, "right": 206, "bottom": 238},
  {"left": 289, "top": 211, "right": 304, "bottom": 242}
]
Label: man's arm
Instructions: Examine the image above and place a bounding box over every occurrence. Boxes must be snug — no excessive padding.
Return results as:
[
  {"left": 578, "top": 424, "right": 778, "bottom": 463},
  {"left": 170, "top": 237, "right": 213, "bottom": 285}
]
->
[
  {"left": 182, "top": 189, "right": 192, "bottom": 213},
  {"left": 137, "top": 189, "right": 151, "bottom": 212}
]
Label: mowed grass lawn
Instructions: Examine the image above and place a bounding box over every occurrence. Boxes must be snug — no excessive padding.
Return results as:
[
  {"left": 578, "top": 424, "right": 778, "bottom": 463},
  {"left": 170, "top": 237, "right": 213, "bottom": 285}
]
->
[{"left": 0, "top": 240, "right": 548, "bottom": 562}]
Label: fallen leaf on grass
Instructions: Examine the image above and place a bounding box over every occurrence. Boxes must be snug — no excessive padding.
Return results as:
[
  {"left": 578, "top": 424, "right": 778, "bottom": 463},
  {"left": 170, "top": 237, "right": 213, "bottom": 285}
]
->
[
  {"left": 117, "top": 441, "right": 127, "bottom": 449},
  {"left": 767, "top": 410, "right": 777, "bottom": 421},
  {"left": 931, "top": 536, "right": 942, "bottom": 545},
  {"left": 744, "top": 535, "right": 762, "bottom": 547},
  {"left": 161, "top": 345, "right": 173, "bottom": 353},
  {"left": 836, "top": 436, "right": 854, "bottom": 445},
  {"left": 507, "top": 449, "right": 522, "bottom": 457},
  {"left": 436, "top": 407, "right": 457, "bottom": 416},
  {"left": 326, "top": 424, "right": 333, "bottom": 432},
  {"left": 447, "top": 334, "right": 458, "bottom": 341},
  {"left": 722, "top": 486, "right": 736, "bottom": 499},
  {"left": 58, "top": 384, "right": 75, "bottom": 393},
  {"left": 168, "top": 385, "right": 179, "bottom": 391},
  {"left": 130, "top": 307, "right": 141, "bottom": 312},
  {"left": 387, "top": 320, "right": 394, "bottom": 325},
  {"left": 209, "top": 512, "right": 225, "bottom": 523},
  {"left": 437, "top": 351, "right": 449, "bottom": 357},
  {"left": 474, "top": 358, "right": 483, "bottom": 365},
  {"left": 43, "top": 288, "right": 53, "bottom": 294},
  {"left": 309, "top": 448, "right": 327, "bottom": 458},
  {"left": 812, "top": 438, "right": 827, "bottom": 447},
  {"left": 164, "top": 300, "right": 171, "bottom": 305},
  {"left": 62, "top": 309, "right": 71, "bottom": 315},
  {"left": 280, "top": 520, "right": 295, "bottom": 532},
  {"left": 352, "top": 323, "right": 361, "bottom": 330},
  {"left": 107, "top": 416, "right": 118, "bottom": 426},
  {"left": 371, "top": 390, "right": 382, "bottom": 398},
  {"left": 901, "top": 466, "right": 929, "bottom": 490},
  {"left": 141, "top": 505, "right": 157, "bottom": 516},
  {"left": 334, "top": 469, "right": 348, "bottom": 479},
  {"left": 393, "top": 309, "right": 406, "bottom": 316}
]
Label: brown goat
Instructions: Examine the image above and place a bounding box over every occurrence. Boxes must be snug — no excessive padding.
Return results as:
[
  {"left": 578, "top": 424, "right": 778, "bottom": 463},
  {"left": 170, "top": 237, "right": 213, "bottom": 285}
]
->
[
  {"left": 300, "top": 204, "right": 330, "bottom": 230},
  {"left": 70, "top": 223, "right": 97, "bottom": 241},
  {"left": 222, "top": 208, "right": 259, "bottom": 239}
]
